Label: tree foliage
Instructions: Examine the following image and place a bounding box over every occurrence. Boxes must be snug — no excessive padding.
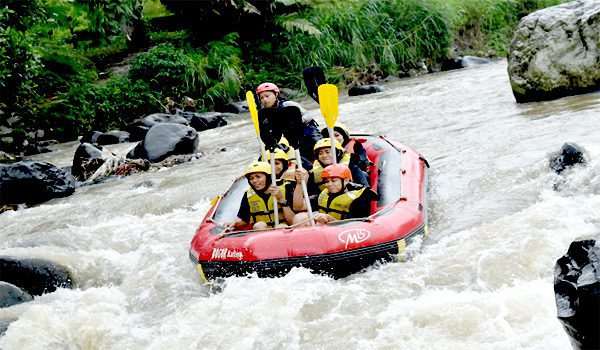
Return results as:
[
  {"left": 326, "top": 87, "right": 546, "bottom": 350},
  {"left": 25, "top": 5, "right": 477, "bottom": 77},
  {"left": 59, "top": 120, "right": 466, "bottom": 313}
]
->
[
  {"left": 0, "top": 6, "right": 44, "bottom": 127},
  {"left": 76, "top": 0, "right": 141, "bottom": 44}
]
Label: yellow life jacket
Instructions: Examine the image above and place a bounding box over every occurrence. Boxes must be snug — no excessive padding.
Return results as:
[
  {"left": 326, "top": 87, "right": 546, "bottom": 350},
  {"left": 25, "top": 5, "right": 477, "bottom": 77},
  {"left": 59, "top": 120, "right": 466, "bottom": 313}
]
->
[
  {"left": 246, "top": 184, "right": 287, "bottom": 227},
  {"left": 317, "top": 186, "right": 366, "bottom": 220},
  {"left": 312, "top": 153, "right": 351, "bottom": 191}
]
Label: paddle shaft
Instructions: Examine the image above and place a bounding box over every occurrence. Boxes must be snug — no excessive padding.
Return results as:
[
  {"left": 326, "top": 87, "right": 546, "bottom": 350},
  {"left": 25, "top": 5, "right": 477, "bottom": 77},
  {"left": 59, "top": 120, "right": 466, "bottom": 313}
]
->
[
  {"left": 328, "top": 126, "right": 337, "bottom": 164},
  {"left": 269, "top": 154, "right": 280, "bottom": 226},
  {"left": 295, "top": 149, "right": 315, "bottom": 226},
  {"left": 257, "top": 136, "right": 267, "bottom": 162}
]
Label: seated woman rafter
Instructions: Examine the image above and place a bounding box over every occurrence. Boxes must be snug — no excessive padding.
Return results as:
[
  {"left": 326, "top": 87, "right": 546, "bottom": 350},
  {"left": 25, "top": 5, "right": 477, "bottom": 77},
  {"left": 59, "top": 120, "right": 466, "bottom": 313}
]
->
[
  {"left": 230, "top": 161, "right": 296, "bottom": 230},
  {"left": 293, "top": 163, "right": 377, "bottom": 225}
]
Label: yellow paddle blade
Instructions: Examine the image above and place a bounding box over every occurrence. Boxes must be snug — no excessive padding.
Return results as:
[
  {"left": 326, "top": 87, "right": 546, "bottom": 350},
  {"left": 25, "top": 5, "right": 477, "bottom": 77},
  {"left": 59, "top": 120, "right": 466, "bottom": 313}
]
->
[
  {"left": 318, "top": 84, "right": 339, "bottom": 128},
  {"left": 246, "top": 91, "right": 260, "bottom": 136}
]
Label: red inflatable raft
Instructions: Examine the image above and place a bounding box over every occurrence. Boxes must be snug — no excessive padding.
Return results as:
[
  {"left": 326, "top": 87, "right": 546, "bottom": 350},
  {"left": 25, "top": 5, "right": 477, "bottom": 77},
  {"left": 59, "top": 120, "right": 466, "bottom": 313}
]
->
[{"left": 189, "top": 135, "right": 429, "bottom": 281}]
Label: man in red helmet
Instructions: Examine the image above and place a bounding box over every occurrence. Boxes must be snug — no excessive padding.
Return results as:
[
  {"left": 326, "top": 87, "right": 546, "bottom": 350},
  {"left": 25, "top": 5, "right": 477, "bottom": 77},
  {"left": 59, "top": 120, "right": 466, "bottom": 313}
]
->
[
  {"left": 292, "top": 163, "right": 376, "bottom": 225},
  {"left": 256, "top": 82, "right": 322, "bottom": 168}
]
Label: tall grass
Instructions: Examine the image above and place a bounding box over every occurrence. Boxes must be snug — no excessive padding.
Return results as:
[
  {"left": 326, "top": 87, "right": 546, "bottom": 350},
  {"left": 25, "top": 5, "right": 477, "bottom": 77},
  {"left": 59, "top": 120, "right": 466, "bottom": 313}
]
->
[{"left": 278, "top": 0, "right": 450, "bottom": 80}]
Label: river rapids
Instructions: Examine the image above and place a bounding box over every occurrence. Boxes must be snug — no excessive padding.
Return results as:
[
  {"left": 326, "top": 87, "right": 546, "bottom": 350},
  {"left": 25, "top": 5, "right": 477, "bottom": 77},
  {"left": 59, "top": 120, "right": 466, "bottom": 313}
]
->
[{"left": 1, "top": 60, "right": 600, "bottom": 349}]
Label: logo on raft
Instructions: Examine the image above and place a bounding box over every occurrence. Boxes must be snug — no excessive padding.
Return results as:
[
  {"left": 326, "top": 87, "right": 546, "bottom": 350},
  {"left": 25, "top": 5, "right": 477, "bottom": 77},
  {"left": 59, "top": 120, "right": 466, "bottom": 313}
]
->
[
  {"left": 211, "top": 248, "right": 244, "bottom": 260},
  {"left": 337, "top": 228, "right": 371, "bottom": 249}
]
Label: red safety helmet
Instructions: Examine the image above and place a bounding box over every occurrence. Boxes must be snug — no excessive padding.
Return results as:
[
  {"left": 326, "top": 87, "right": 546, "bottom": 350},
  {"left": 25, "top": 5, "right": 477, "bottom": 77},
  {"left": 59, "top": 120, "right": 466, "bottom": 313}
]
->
[
  {"left": 322, "top": 164, "right": 352, "bottom": 181},
  {"left": 256, "top": 82, "right": 280, "bottom": 95}
]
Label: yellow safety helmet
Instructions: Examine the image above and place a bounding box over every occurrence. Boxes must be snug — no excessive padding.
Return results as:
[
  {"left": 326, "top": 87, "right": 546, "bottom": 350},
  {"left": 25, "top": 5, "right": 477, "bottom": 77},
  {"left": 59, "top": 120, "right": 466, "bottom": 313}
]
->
[
  {"left": 321, "top": 122, "right": 350, "bottom": 142},
  {"left": 266, "top": 148, "right": 289, "bottom": 161},
  {"left": 244, "top": 161, "right": 271, "bottom": 177},
  {"left": 314, "top": 138, "right": 344, "bottom": 154}
]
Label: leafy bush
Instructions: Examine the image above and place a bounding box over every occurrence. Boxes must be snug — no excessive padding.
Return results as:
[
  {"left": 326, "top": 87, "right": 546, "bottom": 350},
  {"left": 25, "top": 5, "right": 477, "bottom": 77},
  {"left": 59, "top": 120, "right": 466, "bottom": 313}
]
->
[
  {"left": 202, "top": 32, "right": 243, "bottom": 106},
  {"left": 143, "top": 0, "right": 171, "bottom": 19},
  {"left": 147, "top": 30, "right": 190, "bottom": 47},
  {"left": 43, "top": 76, "right": 161, "bottom": 139},
  {"left": 1, "top": 0, "right": 46, "bottom": 31},
  {"left": 82, "top": 36, "right": 129, "bottom": 68},
  {"left": 36, "top": 43, "right": 98, "bottom": 95},
  {"left": 129, "top": 43, "right": 206, "bottom": 99},
  {"left": 0, "top": 27, "right": 43, "bottom": 126},
  {"left": 75, "top": 0, "right": 139, "bottom": 44}
]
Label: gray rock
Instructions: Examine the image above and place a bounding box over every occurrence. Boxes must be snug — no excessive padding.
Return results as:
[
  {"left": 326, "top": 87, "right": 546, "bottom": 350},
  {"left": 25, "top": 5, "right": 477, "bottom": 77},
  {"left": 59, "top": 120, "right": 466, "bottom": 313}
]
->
[
  {"left": 96, "top": 130, "right": 130, "bottom": 145},
  {"left": 348, "top": 84, "right": 384, "bottom": 97},
  {"left": 0, "top": 282, "right": 32, "bottom": 308},
  {"left": 508, "top": 0, "right": 600, "bottom": 103},
  {"left": 71, "top": 143, "right": 106, "bottom": 181},
  {"left": 0, "top": 161, "right": 76, "bottom": 205},
  {"left": 80, "top": 131, "right": 103, "bottom": 144},
  {"left": 125, "top": 124, "right": 150, "bottom": 142},
  {"left": 142, "top": 113, "right": 189, "bottom": 128},
  {"left": 549, "top": 142, "right": 587, "bottom": 174},
  {"left": 554, "top": 238, "right": 600, "bottom": 350},
  {"left": 188, "top": 112, "right": 227, "bottom": 132},
  {"left": 126, "top": 123, "right": 199, "bottom": 163},
  {"left": 0, "top": 257, "right": 74, "bottom": 296}
]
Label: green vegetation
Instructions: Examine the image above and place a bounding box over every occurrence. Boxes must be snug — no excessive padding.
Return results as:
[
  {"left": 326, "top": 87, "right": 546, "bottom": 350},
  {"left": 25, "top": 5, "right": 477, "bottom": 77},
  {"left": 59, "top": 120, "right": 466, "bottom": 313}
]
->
[
  {"left": 142, "top": 0, "right": 170, "bottom": 19},
  {"left": 0, "top": 0, "right": 566, "bottom": 151},
  {"left": 437, "top": 0, "right": 565, "bottom": 56},
  {"left": 278, "top": 0, "right": 449, "bottom": 84}
]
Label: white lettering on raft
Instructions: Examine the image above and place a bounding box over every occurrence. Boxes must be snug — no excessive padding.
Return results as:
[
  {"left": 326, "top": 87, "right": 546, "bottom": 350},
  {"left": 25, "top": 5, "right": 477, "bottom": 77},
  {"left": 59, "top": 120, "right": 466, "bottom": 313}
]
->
[
  {"left": 337, "top": 229, "right": 371, "bottom": 249},
  {"left": 211, "top": 248, "right": 244, "bottom": 260}
]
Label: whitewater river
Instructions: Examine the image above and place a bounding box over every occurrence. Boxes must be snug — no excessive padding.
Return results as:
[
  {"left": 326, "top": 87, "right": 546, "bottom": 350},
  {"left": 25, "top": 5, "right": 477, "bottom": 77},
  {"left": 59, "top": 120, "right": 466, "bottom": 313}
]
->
[{"left": 1, "top": 60, "right": 599, "bottom": 349}]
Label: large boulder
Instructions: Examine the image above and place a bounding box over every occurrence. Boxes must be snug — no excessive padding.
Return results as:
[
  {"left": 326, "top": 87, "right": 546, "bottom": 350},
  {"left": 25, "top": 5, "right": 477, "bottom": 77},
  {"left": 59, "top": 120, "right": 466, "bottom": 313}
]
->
[
  {"left": 142, "top": 113, "right": 189, "bottom": 128},
  {"left": 187, "top": 112, "right": 228, "bottom": 132},
  {"left": 96, "top": 130, "right": 130, "bottom": 145},
  {"left": 554, "top": 238, "right": 600, "bottom": 350},
  {"left": 0, "top": 282, "right": 32, "bottom": 308},
  {"left": 508, "top": 1, "right": 600, "bottom": 103},
  {"left": 125, "top": 113, "right": 189, "bottom": 142},
  {"left": 0, "top": 161, "right": 76, "bottom": 205},
  {"left": 0, "top": 257, "right": 73, "bottom": 296},
  {"left": 126, "top": 123, "right": 199, "bottom": 162},
  {"left": 71, "top": 143, "right": 107, "bottom": 181},
  {"left": 125, "top": 124, "right": 151, "bottom": 142}
]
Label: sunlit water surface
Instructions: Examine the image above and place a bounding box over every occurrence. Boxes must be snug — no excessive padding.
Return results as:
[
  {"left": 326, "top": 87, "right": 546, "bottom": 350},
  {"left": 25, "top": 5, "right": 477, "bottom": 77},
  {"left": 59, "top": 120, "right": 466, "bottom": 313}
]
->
[{"left": 1, "top": 60, "right": 600, "bottom": 349}]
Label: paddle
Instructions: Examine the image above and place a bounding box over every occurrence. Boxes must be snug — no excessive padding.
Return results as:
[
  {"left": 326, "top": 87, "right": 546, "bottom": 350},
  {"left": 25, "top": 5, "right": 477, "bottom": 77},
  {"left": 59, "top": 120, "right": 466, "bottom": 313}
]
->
[
  {"left": 303, "top": 67, "right": 327, "bottom": 103},
  {"left": 317, "top": 84, "right": 340, "bottom": 164},
  {"left": 246, "top": 91, "right": 268, "bottom": 161},
  {"left": 276, "top": 106, "right": 315, "bottom": 226},
  {"left": 246, "top": 91, "right": 279, "bottom": 226}
]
